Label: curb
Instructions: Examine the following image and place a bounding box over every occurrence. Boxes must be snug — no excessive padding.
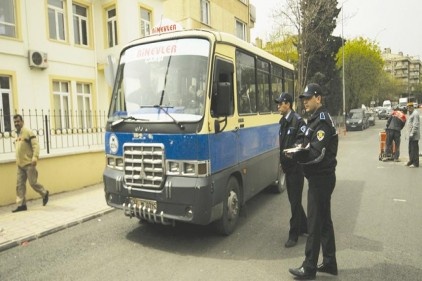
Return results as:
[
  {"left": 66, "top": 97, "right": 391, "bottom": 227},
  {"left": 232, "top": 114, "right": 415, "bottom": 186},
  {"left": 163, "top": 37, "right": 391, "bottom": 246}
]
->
[{"left": 0, "top": 208, "right": 114, "bottom": 252}]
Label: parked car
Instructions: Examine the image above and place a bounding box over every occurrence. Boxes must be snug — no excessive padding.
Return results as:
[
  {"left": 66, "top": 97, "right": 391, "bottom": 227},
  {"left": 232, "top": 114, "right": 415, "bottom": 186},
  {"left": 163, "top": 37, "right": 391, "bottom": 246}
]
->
[{"left": 346, "top": 108, "right": 369, "bottom": 131}]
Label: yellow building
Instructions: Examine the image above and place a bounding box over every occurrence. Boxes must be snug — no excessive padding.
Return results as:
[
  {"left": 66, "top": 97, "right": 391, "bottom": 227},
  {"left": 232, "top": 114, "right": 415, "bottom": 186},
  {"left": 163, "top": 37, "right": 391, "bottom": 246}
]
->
[
  {"left": 382, "top": 48, "right": 422, "bottom": 96},
  {"left": 0, "top": 0, "right": 257, "bottom": 206}
]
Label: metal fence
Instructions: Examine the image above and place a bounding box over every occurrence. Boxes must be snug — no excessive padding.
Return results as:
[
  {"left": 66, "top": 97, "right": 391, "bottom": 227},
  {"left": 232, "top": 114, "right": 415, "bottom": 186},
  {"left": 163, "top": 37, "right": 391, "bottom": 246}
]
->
[{"left": 0, "top": 109, "right": 107, "bottom": 157}]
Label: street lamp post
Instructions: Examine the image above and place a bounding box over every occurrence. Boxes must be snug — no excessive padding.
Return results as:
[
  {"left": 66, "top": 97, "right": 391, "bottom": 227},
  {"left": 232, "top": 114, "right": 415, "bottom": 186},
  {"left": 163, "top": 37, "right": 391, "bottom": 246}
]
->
[{"left": 342, "top": 3, "right": 346, "bottom": 134}]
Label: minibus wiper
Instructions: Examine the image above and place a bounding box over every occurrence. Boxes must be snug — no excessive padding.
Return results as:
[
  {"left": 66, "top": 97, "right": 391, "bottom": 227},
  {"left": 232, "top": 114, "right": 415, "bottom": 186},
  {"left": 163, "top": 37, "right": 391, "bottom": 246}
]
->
[
  {"left": 153, "top": 105, "right": 185, "bottom": 130},
  {"left": 111, "top": 116, "right": 148, "bottom": 128}
]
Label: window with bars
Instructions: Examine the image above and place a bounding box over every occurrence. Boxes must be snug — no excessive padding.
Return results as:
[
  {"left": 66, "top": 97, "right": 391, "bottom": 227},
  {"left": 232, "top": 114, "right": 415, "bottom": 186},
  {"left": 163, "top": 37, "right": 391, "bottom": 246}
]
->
[
  {"left": 52, "top": 80, "right": 70, "bottom": 129},
  {"left": 76, "top": 82, "right": 92, "bottom": 129},
  {"left": 48, "top": 0, "right": 66, "bottom": 41}
]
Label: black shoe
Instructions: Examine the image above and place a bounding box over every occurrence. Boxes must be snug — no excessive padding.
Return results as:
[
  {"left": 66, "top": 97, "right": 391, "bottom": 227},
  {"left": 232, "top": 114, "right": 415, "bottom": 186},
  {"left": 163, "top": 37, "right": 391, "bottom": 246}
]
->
[
  {"left": 317, "top": 263, "right": 338, "bottom": 275},
  {"left": 284, "top": 239, "right": 297, "bottom": 248},
  {"left": 12, "top": 205, "right": 27, "bottom": 213},
  {"left": 43, "top": 191, "right": 49, "bottom": 206},
  {"left": 288, "top": 266, "right": 316, "bottom": 280}
]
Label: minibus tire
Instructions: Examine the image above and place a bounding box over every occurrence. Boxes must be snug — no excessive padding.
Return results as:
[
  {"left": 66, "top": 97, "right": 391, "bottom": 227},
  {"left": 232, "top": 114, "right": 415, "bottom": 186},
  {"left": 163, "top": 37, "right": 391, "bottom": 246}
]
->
[
  {"left": 270, "top": 164, "right": 285, "bottom": 194},
  {"left": 215, "top": 177, "right": 240, "bottom": 236}
]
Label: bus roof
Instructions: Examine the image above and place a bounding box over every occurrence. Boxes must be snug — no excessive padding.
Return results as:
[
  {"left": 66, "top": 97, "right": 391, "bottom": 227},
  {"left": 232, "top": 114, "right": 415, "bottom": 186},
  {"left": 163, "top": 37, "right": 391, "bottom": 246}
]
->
[{"left": 123, "top": 29, "right": 294, "bottom": 71}]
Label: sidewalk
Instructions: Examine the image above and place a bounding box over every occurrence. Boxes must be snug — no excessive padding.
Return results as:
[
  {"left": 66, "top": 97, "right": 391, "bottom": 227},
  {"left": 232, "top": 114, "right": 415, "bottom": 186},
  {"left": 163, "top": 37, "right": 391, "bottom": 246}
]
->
[{"left": 0, "top": 183, "right": 113, "bottom": 252}]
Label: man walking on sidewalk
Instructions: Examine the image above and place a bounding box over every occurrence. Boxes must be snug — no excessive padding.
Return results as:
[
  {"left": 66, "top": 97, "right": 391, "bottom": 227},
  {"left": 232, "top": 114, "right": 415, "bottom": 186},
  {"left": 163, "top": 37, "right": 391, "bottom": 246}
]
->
[{"left": 12, "top": 114, "right": 49, "bottom": 213}]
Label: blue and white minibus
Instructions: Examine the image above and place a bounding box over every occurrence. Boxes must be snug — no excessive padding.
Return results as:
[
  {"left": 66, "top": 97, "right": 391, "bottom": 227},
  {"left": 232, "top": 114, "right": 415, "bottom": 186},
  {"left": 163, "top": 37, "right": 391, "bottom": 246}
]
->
[{"left": 103, "top": 29, "right": 295, "bottom": 235}]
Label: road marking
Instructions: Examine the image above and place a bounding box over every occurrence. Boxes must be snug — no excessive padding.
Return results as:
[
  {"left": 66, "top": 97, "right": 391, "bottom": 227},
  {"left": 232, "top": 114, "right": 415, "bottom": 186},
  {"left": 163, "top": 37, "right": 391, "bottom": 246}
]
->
[{"left": 393, "top": 199, "right": 407, "bottom": 202}]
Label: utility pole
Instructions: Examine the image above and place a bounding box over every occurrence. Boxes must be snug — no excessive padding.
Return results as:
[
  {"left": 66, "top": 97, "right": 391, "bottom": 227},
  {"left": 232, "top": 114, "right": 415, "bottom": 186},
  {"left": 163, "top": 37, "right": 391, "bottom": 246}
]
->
[{"left": 341, "top": 3, "right": 346, "bottom": 134}]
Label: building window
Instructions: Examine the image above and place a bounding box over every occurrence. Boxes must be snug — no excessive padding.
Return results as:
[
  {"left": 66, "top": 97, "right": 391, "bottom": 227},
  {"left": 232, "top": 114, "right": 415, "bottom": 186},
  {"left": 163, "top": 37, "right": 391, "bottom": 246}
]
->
[
  {"left": 140, "top": 7, "right": 151, "bottom": 37},
  {"left": 235, "top": 19, "right": 246, "bottom": 40},
  {"left": 48, "top": 0, "right": 66, "bottom": 41},
  {"left": 76, "top": 82, "right": 92, "bottom": 128},
  {"left": 0, "top": 76, "right": 13, "bottom": 132},
  {"left": 200, "top": 0, "right": 210, "bottom": 25},
  {"left": 73, "top": 3, "right": 89, "bottom": 46},
  {"left": 106, "top": 6, "right": 118, "bottom": 47},
  {"left": 0, "top": 0, "right": 17, "bottom": 38},
  {"left": 52, "top": 80, "right": 70, "bottom": 129}
]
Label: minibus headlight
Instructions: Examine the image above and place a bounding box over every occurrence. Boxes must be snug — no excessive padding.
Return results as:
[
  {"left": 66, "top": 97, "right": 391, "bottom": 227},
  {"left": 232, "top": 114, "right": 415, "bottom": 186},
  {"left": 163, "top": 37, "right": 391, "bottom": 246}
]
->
[
  {"left": 166, "top": 160, "right": 209, "bottom": 176},
  {"left": 107, "top": 157, "right": 115, "bottom": 167},
  {"left": 107, "top": 156, "right": 124, "bottom": 170},
  {"left": 183, "top": 163, "right": 195, "bottom": 175},
  {"left": 169, "top": 161, "right": 180, "bottom": 173},
  {"left": 115, "top": 158, "right": 124, "bottom": 169}
]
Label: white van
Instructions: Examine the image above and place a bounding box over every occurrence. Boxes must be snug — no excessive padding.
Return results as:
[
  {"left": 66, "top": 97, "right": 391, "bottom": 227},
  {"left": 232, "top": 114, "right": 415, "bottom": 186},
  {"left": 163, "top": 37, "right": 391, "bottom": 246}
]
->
[{"left": 382, "top": 100, "right": 392, "bottom": 109}]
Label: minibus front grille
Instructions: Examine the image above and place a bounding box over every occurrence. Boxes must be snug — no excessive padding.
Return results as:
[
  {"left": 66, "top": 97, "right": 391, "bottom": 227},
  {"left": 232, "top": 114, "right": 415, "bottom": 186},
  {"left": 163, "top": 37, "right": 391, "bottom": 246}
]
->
[{"left": 123, "top": 144, "right": 165, "bottom": 189}]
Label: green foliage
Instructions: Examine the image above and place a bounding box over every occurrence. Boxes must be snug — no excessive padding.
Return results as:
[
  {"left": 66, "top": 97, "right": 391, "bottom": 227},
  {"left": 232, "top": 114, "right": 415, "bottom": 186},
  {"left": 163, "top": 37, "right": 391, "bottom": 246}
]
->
[
  {"left": 336, "top": 37, "right": 385, "bottom": 110},
  {"left": 264, "top": 35, "right": 299, "bottom": 64},
  {"left": 299, "top": 0, "right": 341, "bottom": 115}
]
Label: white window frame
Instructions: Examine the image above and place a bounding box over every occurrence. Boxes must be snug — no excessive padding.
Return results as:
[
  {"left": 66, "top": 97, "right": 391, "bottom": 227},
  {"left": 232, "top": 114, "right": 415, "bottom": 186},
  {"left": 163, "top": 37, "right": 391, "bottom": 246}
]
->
[
  {"left": 48, "top": 0, "right": 67, "bottom": 41},
  {"left": 72, "top": 3, "right": 89, "bottom": 46},
  {"left": 0, "top": 75, "right": 13, "bottom": 132},
  {"left": 235, "top": 19, "right": 246, "bottom": 41},
  {"left": 0, "top": 0, "right": 17, "bottom": 38},
  {"left": 76, "top": 82, "right": 92, "bottom": 129},
  {"left": 106, "top": 6, "right": 118, "bottom": 47},
  {"left": 140, "top": 7, "right": 151, "bottom": 38},
  {"left": 52, "top": 80, "right": 70, "bottom": 129},
  {"left": 200, "top": 0, "right": 210, "bottom": 25}
]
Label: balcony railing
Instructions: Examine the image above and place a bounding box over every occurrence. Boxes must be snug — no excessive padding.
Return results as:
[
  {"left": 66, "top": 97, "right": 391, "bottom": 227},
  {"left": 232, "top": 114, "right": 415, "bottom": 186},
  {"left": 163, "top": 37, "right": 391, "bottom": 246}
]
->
[{"left": 0, "top": 109, "right": 107, "bottom": 159}]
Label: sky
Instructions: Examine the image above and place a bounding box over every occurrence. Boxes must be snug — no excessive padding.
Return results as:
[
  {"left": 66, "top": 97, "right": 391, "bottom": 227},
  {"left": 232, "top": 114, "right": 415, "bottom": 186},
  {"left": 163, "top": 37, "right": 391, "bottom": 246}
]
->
[{"left": 249, "top": 0, "right": 422, "bottom": 59}]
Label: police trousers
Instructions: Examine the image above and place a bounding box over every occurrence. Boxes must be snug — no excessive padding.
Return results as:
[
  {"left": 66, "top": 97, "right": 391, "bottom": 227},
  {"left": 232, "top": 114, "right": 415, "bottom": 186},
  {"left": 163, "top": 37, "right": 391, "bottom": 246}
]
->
[
  {"left": 302, "top": 172, "right": 336, "bottom": 271},
  {"left": 286, "top": 165, "right": 307, "bottom": 240}
]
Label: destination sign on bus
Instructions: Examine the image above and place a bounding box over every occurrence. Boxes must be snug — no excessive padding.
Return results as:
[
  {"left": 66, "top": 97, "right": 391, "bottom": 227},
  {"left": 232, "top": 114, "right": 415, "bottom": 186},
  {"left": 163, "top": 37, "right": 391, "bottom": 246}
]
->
[{"left": 121, "top": 39, "right": 210, "bottom": 64}]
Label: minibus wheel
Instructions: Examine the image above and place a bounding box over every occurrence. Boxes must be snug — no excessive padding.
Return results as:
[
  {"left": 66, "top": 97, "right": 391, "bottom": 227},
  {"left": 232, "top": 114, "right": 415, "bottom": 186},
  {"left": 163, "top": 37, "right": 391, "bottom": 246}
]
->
[
  {"left": 270, "top": 164, "right": 285, "bottom": 194},
  {"left": 215, "top": 176, "right": 240, "bottom": 235}
]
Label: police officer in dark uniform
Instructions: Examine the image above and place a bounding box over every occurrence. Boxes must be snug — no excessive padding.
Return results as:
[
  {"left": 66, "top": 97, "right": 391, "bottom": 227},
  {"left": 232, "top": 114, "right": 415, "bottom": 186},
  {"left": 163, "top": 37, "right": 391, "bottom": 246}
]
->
[
  {"left": 286, "top": 83, "right": 338, "bottom": 280},
  {"left": 274, "top": 92, "right": 308, "bottom": 248}
]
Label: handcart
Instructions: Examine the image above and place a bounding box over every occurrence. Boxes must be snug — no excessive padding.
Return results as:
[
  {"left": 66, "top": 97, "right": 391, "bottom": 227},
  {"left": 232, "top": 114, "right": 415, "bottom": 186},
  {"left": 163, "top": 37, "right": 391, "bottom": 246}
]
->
[{"left": 379, "top": 130, "right": 395, "bottom": 161}]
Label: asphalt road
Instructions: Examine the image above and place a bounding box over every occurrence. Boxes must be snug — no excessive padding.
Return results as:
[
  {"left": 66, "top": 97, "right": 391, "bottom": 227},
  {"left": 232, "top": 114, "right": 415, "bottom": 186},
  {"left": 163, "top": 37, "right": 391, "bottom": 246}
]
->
[{"left": 1, "top": 120, "right": 422, "bottom": 281}]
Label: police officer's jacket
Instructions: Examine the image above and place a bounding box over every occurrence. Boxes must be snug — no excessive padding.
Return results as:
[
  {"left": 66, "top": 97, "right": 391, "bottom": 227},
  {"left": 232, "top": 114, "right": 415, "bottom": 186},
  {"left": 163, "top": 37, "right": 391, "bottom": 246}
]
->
[
  {"left": 294, "top": 106, "right": 338, "bottom": 177},
  {"left": 279, "top": 110, "right": 306, "bottom": 173}
]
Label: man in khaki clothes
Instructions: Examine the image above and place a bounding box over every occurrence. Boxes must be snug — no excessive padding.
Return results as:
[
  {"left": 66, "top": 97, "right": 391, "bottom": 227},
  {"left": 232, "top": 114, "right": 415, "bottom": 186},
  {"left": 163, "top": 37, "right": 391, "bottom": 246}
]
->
[{"left": 12, "top": 114, "right": 49, "bottom": 212}]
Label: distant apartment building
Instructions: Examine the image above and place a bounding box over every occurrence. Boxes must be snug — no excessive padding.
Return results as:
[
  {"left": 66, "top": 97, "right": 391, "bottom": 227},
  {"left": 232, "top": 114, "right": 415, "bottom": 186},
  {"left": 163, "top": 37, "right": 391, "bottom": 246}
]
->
[
  {"left": 0, "top": 0, "right": 255, "bottom": 153},
  {"left": 382, "top": 48, "right": 422, "bottom": 96}
]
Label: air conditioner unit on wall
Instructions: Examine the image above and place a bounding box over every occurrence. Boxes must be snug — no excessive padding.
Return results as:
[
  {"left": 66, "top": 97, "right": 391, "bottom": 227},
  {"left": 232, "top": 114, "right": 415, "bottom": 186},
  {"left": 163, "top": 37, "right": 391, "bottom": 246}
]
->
[{"left": 28, "top": 50, "right": 48, "bottom": 69}]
